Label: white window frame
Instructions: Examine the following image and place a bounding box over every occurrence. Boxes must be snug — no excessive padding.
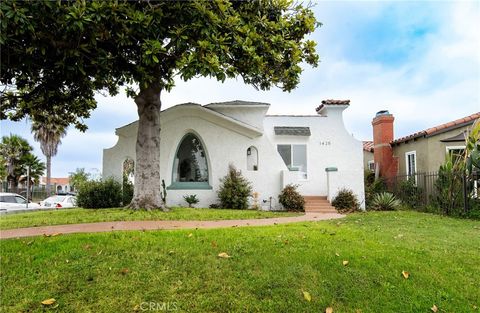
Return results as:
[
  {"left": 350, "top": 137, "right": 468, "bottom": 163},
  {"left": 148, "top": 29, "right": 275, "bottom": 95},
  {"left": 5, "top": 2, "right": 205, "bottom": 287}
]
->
[
  {"left": 405, "top": 151, "right": 417, "bottom": 176},
  {"left": 446, "top": 146, "right": 466, "bottom": 155},
  {"left": 367, "top": 160, "right": 375, "bottom": 171},
  {"left": 277, "top": 144, "right": 308, "bottom": 180}
]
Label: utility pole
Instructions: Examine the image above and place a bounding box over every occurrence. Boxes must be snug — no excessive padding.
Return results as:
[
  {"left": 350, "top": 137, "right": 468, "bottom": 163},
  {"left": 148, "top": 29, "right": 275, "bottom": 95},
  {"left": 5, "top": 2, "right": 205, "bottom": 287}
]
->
[{"left": 26, "top": 166, "right": 30, "bottom": 208}]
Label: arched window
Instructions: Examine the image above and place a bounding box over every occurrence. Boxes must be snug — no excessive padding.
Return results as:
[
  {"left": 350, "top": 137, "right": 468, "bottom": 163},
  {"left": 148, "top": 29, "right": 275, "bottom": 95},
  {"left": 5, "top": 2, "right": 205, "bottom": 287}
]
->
[
  {"left": 247, "top": 146, "right": 258, "bottom": 171},
  {"left": 169, "top": 133, "right": 211, "bottom": 189}
]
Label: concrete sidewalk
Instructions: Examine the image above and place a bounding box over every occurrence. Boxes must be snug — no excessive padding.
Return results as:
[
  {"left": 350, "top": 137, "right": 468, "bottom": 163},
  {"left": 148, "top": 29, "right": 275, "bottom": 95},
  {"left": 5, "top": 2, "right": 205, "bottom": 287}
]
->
[{"left": 0, "top": 212, "right": 344, "bottom": 239}]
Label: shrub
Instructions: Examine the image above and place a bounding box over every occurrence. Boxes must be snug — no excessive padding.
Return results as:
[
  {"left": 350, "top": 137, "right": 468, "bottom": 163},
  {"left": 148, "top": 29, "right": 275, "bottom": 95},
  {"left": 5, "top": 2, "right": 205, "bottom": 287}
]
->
[
  {"left": 183, "top": 194, "right": 199, "bottom": 208},
  {"left": 278, "top": 184, "right": 305, "bottom": 211},
  {"left": 397, "top": 177, "right": 423, "bottom": 209},
  {"left": 122, "top": 176, "right": 134, "bottom": 206},
  {"left": 76, "top": 178, "right": 123, "bottom": 209},
  {"left": 331, "top": 188, "right": 359, "bottom": 213},
  {"left": 371, "top": 192, "right": 401, "bottom": 211},
  {"left": 364, "top": 170, "right": 386, "bottom": 209},
  {"left": 218, "top": 164, "right": 252, "bottom": 210},
  {"left": 209, "top": 203, "right": 221, "bottom": 209},
  {"left": 434, "top": 156, "right": 464, "bottom": 215}
]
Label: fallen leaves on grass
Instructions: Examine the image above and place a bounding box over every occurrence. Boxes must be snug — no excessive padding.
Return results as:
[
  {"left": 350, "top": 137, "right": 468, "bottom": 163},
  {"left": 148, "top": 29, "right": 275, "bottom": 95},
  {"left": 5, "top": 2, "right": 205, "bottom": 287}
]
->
[
  {"left": 119, "top": 268, "right": 129, "bottom": 275},
  {"left": 218, "top": 252, "right": 231, "bottom": 258},
  {"left": 41, "top": 298, "right": 56, "bottom": 305},
  {"left": 431, "top": 304, "right": 438, "bottom": 312},
  {"left": 402, "top": 271, "right": 410, "bottom": 279},
  {"left": 188, "top": 233, "right": 193, "bottom": 238},
  {"left": 325, "top": 307, "right": 333, "bottom": 313},
  {"left": 302, "top": 290, "right": 312, "bottom": 302},
  {"left": 343, "top": 260, "right": 349, "bottom": 266},
  {"left": 335, "top": 252, "right": 340, "bottom": 257},
  {"left": 44, "top": 233, "right": 62, "bottom": 237}
]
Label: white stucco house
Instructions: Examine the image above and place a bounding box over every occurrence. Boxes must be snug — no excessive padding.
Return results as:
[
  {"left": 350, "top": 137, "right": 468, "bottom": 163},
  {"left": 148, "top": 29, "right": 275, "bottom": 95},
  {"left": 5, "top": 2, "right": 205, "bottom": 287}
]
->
[{"left": 103, "top": 99, "right": 365, "bottom": 210}]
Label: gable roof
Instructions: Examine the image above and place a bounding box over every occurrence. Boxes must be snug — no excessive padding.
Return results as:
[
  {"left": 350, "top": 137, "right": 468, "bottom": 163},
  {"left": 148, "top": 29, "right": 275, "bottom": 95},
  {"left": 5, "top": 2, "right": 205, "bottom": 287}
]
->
[
  {"left": 363, "top": 141, "right": 374, "bottom": 152},
  {"left": 392, "top": 112, "right": 480, "bottom": 144},
  {"left": 116, "top": 102, "right": 264, "bottom": 139}
]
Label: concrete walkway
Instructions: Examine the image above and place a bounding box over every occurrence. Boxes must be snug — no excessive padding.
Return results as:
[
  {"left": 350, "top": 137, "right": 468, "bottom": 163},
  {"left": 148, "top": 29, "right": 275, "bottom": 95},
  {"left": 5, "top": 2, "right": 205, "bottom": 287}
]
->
[{"left": 0, "top": 212, "right": 344, "bottom": 239}]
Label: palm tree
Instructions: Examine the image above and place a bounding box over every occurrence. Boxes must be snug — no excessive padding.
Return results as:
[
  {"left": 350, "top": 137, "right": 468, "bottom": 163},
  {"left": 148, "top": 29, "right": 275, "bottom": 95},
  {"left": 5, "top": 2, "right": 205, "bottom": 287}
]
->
[
  {"left": 31, "top": 118, "right": 67, "bottom": 196},
  {"left": 17, "top": 153, "right": 46, "bottom": 200},
  {"left": 0, "top": 134, "right": 33, "bottom": 190}
]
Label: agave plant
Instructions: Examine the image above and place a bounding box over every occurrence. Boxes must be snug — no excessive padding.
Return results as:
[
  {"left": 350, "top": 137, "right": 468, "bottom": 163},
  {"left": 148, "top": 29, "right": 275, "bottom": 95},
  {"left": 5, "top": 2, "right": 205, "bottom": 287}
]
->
[{"left": 371, "top": 192, "right": 401, "bottom": 211}]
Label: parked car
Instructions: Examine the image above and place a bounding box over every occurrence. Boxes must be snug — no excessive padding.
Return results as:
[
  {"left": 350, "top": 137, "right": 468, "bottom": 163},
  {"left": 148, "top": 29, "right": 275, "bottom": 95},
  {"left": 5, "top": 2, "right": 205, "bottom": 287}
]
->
[
  {"left": 40, "top": 195, "right": 77, "bottom": 208},
  {"left": 0, "top": 192, "right": 41, "bottom": 212}
]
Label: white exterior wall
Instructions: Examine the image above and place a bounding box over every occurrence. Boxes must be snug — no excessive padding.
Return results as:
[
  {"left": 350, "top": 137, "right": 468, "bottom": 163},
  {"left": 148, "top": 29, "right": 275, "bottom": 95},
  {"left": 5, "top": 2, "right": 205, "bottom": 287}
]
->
[
  {"left": 103, "top": 103, "right": 365, "bottom": 210},
  {"left": 264, "top": 106, "right": 365, "bottom": 209}
]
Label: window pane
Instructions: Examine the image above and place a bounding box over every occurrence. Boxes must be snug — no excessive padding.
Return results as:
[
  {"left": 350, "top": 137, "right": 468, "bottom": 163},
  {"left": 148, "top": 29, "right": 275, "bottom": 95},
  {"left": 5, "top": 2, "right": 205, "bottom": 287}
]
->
[
  {"left": 293, "top": 145, "right": 307, "bottom": 179},
  {"left": 448, "top": 149, "right": 464, "bottom": 164},
  {"left": 277, "top": 145, "right": 292, "bottom": 168},
  {"left": 174, "top": 134, "right": 209, "bottom": 183},
  {"left": 15, "top": 196, "right": 26, "bottom": 204},
  {"left": 407, "top": 154, "right": 415, "bottom": 175}
]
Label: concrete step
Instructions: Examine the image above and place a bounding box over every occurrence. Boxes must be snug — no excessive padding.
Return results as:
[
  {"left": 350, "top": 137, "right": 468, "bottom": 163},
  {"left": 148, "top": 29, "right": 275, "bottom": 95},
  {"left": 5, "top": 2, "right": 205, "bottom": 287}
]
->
[
  {"left": 303, "top": 195, "right": 337, "bottom": 213},
  {"left": 303, "top": 196, "right": 328, "bottom": 201},
  {"left": 305, "top": 201, "right": 333, "bottom": 206},
  {"left": 306, "top": 209, "right": 338, "bottom": 213},
  {"left": 305, "top": 204, "right": 336, "bottom": 209}
]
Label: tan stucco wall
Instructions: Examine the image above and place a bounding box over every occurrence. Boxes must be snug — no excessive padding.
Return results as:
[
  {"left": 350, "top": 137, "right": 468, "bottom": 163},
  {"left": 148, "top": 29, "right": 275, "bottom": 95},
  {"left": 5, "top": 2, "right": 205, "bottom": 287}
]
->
[
  {"left": 393, "top": 125, "right": 469, "bottom": 174},
  {"left": 363, "top": 150, "right": 374, "bottom": 170}
]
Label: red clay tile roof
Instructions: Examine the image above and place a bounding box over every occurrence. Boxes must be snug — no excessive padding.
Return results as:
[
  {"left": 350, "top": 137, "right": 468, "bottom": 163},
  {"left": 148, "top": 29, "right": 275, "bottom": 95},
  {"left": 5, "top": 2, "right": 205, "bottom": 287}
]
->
[
  {"left": 316, "top": 99, "right": 350, "bottom": 112},
  {"left": 40, "top": 177, "right": 70, "bottom": 185},
  {"left": 392, "top": 112, "right": 480, "bottom": 144},
  {"left": 363, "top": 141, "right": 374, "bottom": 152}
]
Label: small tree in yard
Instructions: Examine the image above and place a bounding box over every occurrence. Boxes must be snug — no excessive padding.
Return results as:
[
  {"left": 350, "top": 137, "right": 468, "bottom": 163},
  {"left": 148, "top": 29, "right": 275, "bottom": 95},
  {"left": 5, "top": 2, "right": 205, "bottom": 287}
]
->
[
  {"left": 218, "top": 164, "right": 252, "bottom": 210},
  {"left": 1, "top": 1, "right": 319, "bottom": 210},
  {"left": 69, "top": 168, "right": 91, "bottom": 192}
]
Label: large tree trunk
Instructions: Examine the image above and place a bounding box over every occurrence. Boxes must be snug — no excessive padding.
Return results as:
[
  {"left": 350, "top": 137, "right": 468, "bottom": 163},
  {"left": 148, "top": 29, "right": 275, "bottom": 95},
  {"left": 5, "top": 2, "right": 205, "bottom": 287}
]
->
[
  {"left": 46, "top": 155, "right": 51, "bottom": 196},
  {"left": 128, "top": 83, "right": 166, "bottom": 210}
]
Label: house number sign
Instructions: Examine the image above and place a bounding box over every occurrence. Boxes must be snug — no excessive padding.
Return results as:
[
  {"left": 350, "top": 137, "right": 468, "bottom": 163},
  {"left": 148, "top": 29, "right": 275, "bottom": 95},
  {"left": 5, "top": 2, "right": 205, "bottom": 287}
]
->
[{"left": 319, "top": 141, "right": 331, "bottom": 146}]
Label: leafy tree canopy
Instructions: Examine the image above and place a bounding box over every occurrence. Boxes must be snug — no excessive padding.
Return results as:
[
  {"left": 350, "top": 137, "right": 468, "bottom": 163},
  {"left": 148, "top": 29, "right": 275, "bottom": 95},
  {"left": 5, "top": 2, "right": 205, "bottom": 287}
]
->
[
  {"left": 69, "top": 168, "right": 91, "bottom": 190},
  {"left": 1, "top": 0, "right": 319, "bottom": 130}
]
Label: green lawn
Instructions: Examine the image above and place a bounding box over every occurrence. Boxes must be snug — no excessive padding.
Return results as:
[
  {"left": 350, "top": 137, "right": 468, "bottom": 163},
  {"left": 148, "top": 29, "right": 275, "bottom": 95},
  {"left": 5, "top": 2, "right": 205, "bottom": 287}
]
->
[
  {"left": 0, "top": 207, "right": 300, "bottom": 230},
  {"left": 1, "top": 211, "right": 479, "bottom": 312}
]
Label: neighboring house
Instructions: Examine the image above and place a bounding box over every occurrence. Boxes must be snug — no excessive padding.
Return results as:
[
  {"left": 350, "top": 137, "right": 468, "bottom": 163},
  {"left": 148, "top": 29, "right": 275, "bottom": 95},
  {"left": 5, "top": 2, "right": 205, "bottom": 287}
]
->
[
  {"left": 39, "top": 177, "right": 73, "bottom": 193},
  {"left": 363, "top": 141, "right": 374, "bottom": 171},
  {"left": 103, "top": 100, "right": 365, "bottom": 210},
  {"left": 366, "top": 111, "right": 480, "bottom": 178}
]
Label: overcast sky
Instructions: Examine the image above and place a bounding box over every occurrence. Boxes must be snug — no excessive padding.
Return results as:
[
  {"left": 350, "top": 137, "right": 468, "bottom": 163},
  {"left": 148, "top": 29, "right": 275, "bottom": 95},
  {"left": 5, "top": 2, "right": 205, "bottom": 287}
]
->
[{"left": 1, "top": 0, "right": 479, "bottom": 178}]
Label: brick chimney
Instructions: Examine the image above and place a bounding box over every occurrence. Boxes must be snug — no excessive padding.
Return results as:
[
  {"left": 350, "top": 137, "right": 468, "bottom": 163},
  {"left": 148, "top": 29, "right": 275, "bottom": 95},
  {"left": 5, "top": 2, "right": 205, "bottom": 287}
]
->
[{"left": 372, "top": 110, "right": 398, "bottom": 178}]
